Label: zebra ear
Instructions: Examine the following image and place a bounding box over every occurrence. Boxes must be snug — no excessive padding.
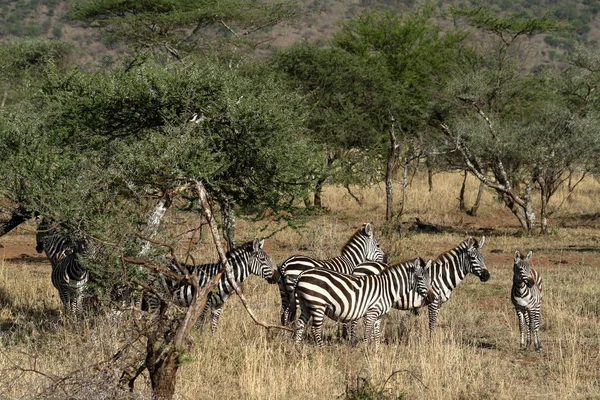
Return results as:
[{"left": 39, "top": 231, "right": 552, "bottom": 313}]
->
[
  {"left": 477, "top": 236, "right": 485, "bottom": 249},
  {"left": 514, "top": 250, "right": 521, "bottom": 262},
  {"left": 413, "top": 258, "right": 421, "bottom": 271},
  {"left": 525, "top": 251, "right": 533, "bottom": 262},
  {"left": 363, "top": 223, "right": 373, "bottom": 237},
  {"left": 253, "top": 238, "right": 265, "bottom": 251},
  {"left": 424, "top": 259, "right": 432, "bottom": 269}
]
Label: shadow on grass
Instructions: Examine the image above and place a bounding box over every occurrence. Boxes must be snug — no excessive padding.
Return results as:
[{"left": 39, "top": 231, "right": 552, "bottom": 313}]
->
[
  {"left": 461, "top": 335, "right": 498, "bottom": 350},
  {"left": 4, "top": 255, "right": 49, "bottom": 264},
  {"left": 404, "top": 218, "right": 520, "bottom": 238},
  {"left": 0, "top": 299, "right": 62, "bottom": 343}
]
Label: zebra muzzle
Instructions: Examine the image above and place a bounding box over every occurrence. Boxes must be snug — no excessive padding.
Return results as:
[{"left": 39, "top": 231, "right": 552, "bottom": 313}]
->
[
  {"left": 425, "top": 289, "right": 436, "bottom": 305},
  {"left": 479, "top": 269, "right": 490, "bottom": 282}
]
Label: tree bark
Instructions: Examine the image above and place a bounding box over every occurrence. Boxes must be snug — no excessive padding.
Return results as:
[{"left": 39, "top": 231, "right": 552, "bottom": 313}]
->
[
  {"left": 458, "top": 170, "right": 467, "bottom": 212},
  {"left": 220, "top": 198, "right": 236, "bottom": 251},
  {"left": 385, "top": 118, "right": 399, "bottom": 222},
  {"left": 313, "top": 177, "right": 326, "bottom": 208},
  {"left": 0, "top": 205, "right": 32, "bottom": 238},
  {"left": 468, "top": 180, "right": 485, "bottom": 217},
  {"left": 398, "top": 163, "right": 409, "bottom": 218}
]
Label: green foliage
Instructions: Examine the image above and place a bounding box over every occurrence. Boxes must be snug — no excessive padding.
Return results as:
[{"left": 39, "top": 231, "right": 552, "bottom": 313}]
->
[
  {"left": 67, "top": 0, "right": 299, "bottom": 57},
  {"left": 451, "top": 6, "right": 567, "bottom": 43},
  {"left": 0, "top": 54, "right": 319, "bottom": 244}
]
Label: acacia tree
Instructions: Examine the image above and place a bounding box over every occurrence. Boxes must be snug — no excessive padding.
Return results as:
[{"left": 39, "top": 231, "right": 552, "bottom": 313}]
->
[
  {"left": 0, "top": 51, "right": 317, "bottom": 398},
  {"left": 271, "top": 44, "right": 393, "bottom": 208},
  {"left": 69, "top": 0, "right": 299, "bottom": 58},
  {"left": 331, "top": 8, "right": 467, "bottom": 222},
  {"left": 440, "top": 7, "right": 597, "bottom": 233}
]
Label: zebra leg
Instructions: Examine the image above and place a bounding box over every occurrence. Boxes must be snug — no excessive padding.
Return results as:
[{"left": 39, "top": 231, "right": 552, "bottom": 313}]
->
[
  {"left": 363, "top": 311, "right": 379, "bottom": 347},
  {"left": 530, "top": 309, "right": 542, "bottom": 352},
  {"left": 427, "top": 301, "right": 440, "bottom": 334},
  {"left": 196, "top": 301, "right": 211, "bottom": 329},
  {"left": 210, "top": 307, "right": 223, "bottom": 335},
  {"left": 349, "top": 320, "right": 358, "bottom": 345},
  {"left": 524, "top": 311, "right": 532, "bottom": 349},
  {"left": 311, "top": 312, "right": 326, "bottom": 348},
  {"left": 278, "top": 278, "right": 289, "bottom": 326},
  {"left": 294, "top": 304, "right": 311, "bottom": 351},
  {"left": 373, "top": 318, "right": 382, "bottom": 353},
  {"left": 516, "top": 309, "right": 527, "bottom": 350}
]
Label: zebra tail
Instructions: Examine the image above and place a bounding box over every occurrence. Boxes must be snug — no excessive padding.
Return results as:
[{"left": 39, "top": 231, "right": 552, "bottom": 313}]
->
[{"left": 288, "top": 268, "right": 312, "bottom": 324}]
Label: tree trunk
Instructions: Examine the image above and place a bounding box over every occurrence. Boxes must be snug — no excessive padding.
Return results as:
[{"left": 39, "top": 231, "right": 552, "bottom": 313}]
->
[
  {"left": 398, "top": 163, "right": 409, "bottom": 217},
  {"left": 458, "top": 170, "right": 467, "bottom": 212},
  {"left": 468, "top": 180, "right": 485, "bottom": 217},
  {"left": 220, "top": 199, "right": 236, "bottom": 251},
  {"left": 426, "top": 157, "right": 434, "bottom": 192},
  {"left": 385, "top": 158, "right": 395, "bottom": 222},
  {"left": 386, "top": 118, "right": 399, "bottom": 222},
  {"left": 146, "top": 341, "right": 179, "bottom": 400},
  {"left": 0, "top": 205, "right": 32, "bottom": 238},
  {"left": 313, "top": 177, "right": 326, "bottom": 208}
]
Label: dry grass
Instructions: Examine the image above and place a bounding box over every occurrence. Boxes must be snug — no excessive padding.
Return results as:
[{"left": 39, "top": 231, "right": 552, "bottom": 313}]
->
[{"left": 1, "top": 172, "right": 600, "bottom": 399}]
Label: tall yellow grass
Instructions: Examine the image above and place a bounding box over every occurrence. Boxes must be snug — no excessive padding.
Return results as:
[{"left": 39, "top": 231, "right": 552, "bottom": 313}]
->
[{"left": 1, "top": 172, "right": 599, "bottom": 399}]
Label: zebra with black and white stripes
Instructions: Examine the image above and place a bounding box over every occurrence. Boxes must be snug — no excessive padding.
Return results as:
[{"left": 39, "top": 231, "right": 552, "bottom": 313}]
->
[
  {"left": 292, "top": 257, "right": 430, "bottom": 351},
  {"left": 277, "top": 223, "right": 386, "bottom": 326},
  {"left": 348, "top": 258, "right": 436, "bottom": 342},
  {"left": 511, "top": 250, "right": 543, "bottom": 352},
  {"left": 148, "top": 238, "right": 277, "bottom": 333},
  {"left": 426, "top": 236, "right": 490, "bottom": 332},
  {"left": 35, "top": 217, "right": 90, "bottom": 316}
]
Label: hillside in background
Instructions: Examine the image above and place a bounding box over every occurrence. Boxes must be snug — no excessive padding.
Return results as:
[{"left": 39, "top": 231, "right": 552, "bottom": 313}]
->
[{"left": 0, "top": 0, "right": 599, "bottom": 68}]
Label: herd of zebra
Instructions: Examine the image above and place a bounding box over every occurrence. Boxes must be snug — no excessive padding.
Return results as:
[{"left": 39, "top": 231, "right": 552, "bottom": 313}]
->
[{"left": 33, "top": 218, "right": 543, "bottom": 352}]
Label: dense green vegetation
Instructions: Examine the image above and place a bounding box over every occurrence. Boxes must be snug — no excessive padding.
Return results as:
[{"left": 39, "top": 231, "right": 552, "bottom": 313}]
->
[{"left": 0, "top": 1, "right": 599, "bottom": 398}]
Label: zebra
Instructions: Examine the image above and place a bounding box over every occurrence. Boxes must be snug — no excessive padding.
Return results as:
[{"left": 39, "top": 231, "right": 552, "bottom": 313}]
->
[
  {"left": 511, "top": 250, "right": 543, "bottom": 352},
  {"left": 292, "top": 257, "right": 430, "bottom": 352},
  {"left": 35, "top": 217, "right": 90, "bottom": 317},
  {"left": 277, "top": 223, "right": 386, "bottom": 327},
  {"left": 348, "top": 258, "right": 436, "bottom": 342},
  {"left": 426, "top": 236, "right": 490, "bottom": 332},
  {"left": 145, "top": 238, "right": 277, "bottom": 334}
]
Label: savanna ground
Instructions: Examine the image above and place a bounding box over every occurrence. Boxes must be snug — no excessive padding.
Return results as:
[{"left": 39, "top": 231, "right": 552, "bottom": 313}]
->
[{"left": 0, "top": 172, "right": 599, "bottom": 399}]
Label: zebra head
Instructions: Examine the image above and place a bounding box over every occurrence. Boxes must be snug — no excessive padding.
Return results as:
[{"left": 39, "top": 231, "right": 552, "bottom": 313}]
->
[
  {"left": 408, "top": 257, "right": 436, "bottom": 305},
  {"left": 465, "top": 236, "right": 490, "bottom": 282},
  {"left": 247, "top": 238, "right": 278, "bottom": 284},
  {"left": 513, "top": 250, "right": 535, "bottom": 287},
  {"left": 415, "top": 258, "right": 436, "bottom": 305},
  {"left": 342, "top": 223, "right": 387, "bottom": 264}
]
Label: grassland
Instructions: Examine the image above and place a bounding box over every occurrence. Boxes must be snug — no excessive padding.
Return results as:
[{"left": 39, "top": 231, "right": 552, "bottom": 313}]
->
[{"left": 1, "top": 172, "right": 599, "bottom": 399}]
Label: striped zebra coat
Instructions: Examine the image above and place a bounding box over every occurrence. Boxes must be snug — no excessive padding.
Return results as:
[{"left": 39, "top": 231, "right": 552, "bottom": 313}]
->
[
  {"left": 148, "top": 238, "right": 277, "bottom": 333},
  {"left": 277, "top": 223, "right": 386, "bottom": 326},
  {"left": 348, "top": 258, "right": 436, "bottom": 342},
  {"left": 511, "top": 250, "right": 543, "bottom": 352},
  {"left": 426, "top": 236, "right": 490, "bottom": 332},
  {"left": 292, "top": 257, "right": 429, "bottom": 351},
  {"left": 35, "top": 217, "right": 90, "bottom": 316}
]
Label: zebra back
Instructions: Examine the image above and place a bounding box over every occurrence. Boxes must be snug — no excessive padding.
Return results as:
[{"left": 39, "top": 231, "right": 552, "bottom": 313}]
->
[
  {"left": 353, "top": 258, "right": 436, "bottom": 310},
  {"left": 277, "top": 223, "right": 386, "bottom": 325},
  {"left": 156, "top": 238, "right": 276, "bottom": 310},
  {"left": 293, "top": 257, "right": 428, "bottom": 350}
]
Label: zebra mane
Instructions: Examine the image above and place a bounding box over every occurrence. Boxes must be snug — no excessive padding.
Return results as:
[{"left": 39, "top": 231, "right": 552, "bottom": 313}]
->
[
  {"left": 226, "top": 240, "right": 256, "bottom": 259},
  {"left": 340, "top": 226, "right": 367, "bottom": 254},
  {"left": 435, "top": 238, "right": 472, "bottom": 263}
]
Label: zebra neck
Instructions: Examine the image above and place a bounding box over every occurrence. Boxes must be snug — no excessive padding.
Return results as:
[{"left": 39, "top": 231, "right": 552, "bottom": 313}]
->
[
  {"left": 222, "top": 250, "right": 250, "bottom": 283},
  {"left": 433, "top": 251, "right": 469, "bottom": 290}
]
